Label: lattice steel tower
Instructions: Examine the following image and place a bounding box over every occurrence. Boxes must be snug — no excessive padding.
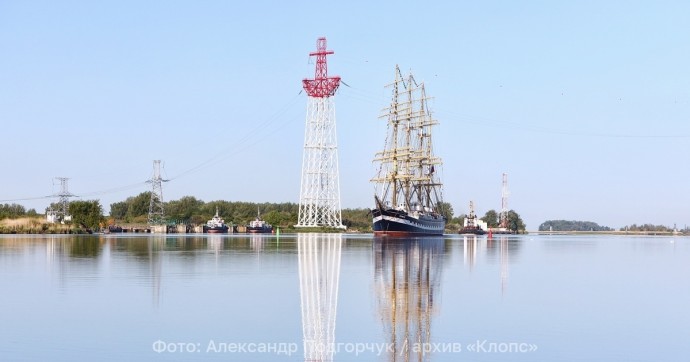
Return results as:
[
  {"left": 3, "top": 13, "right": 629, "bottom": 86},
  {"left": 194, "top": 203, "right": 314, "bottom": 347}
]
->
[
  {"left": 55, "top": 177, "right": 74, "bottom": 221},
  {"left": 147, "top": 160, "right": 167, "bottom": 225},
  {"left": 296, "top": 37, "right": 345, "bottom": 229}
]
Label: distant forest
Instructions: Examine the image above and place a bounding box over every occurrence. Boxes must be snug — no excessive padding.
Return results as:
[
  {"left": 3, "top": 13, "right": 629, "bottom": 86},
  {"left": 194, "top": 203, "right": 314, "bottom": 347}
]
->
[
  {"left": 618, "top": 224, "right": 679, "bottom": 232},
  {"left": 539, "top": 220, "right": 613, "bottom": 232},
  {"left": 0, "top": 203, "right": 38, "bottom": 219}
]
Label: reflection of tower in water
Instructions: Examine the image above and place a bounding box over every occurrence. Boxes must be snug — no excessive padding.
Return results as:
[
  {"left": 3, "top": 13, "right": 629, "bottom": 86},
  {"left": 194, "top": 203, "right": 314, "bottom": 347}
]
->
[
  {"left": 374, "top": 238, "right": 444, "bottom": 362},
  {"left": 148, "top": 237, "right": 164, "bottom": 307},
  {"left": 487, "top": 236, "right": 514, "bottom": 295},
  {"left": 298, "top": 234, "right": 342, "bottom": 361},
  {"left": 500, "top": 237, "right": 508, "bottom": 294}
]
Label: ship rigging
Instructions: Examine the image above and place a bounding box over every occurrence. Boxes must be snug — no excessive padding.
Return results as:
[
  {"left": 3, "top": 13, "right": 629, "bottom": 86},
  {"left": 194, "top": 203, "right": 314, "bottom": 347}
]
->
[{"left": 371, "top": 65, "right": 445, "bottom": 236}]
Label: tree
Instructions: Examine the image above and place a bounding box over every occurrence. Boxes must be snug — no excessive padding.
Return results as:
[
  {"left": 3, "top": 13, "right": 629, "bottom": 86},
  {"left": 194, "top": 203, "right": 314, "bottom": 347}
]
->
[
  {"left": 539, "top": 220, "right": 611, "bottom": 232},
  {"left": 69, "top": 200, "right": 104, "bottom": 230},
  {"left": 166, "top": 196, "right": 204, "bottom": 221},
  {"left": 0, "top": 203, "right": 26, "bottom": 219},
  {"left": 263, "top": 210, "right": 296, "bottom": 228},
  {"left": 506, "top": 210, "right": 526, "bottom": 232},
  {"left": 341, "top": 208, "right": 371, "bottom": 230},
  {"left": 127, "top": 192, "right": 152, "bottom": 219},
  {"left": 109, "top": 192, "right": 152, "bottom": 222},
  {"left": 481, "top": 210, "right": 499, "bottom": 228},
  {"left": 110, "top": 201, "right": 128, "bottom": 220},
  {"left": 436, "top": 201, "right": 454, "bottom": 221},
  {"left": 619, "top": 224, "right": 671, "bottom": 232},
  {"left": 448, "top": 213, "right": 466, "bottom": 229}
]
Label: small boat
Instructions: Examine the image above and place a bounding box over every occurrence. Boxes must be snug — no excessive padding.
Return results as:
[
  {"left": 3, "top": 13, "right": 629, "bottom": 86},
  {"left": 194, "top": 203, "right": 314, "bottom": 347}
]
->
[
  {"left": 107, "top": 225, "right": 123, "bottom": 233},
  {"left": 246, "top": 208, "right": 273, "bottom": 233},
  {"left": 459, "top": 201, "right": 486, "bottom": 235},
  {"left": 205, "top": 208, "right": 229, "bottom": 234}
]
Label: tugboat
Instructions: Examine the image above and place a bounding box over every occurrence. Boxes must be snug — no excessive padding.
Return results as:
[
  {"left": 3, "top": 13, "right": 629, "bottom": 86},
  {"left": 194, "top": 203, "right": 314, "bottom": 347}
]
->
[
  {"left": 246, "top": 208, "right": 273, "bottom": 233},
  {"left": 205, "top": 207, "right": 229, "bottom": 234},
  {"left": 371, "top": 65, "right": 446, "bottom": 236},
  {"left": 459, "top": 201, "right": 486, "bottom": 235}
]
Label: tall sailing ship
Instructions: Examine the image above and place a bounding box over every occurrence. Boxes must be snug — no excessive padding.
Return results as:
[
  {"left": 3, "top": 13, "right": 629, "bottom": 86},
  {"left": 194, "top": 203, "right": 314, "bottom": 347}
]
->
[{"left": 371, "top": 66, "right": 446, "bottom": 236}]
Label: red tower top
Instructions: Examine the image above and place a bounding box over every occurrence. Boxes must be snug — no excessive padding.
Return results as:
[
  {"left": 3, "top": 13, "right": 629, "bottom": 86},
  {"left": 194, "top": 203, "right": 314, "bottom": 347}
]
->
[{"left": 303, "top": 37, "right": 341, "bottom": 98}]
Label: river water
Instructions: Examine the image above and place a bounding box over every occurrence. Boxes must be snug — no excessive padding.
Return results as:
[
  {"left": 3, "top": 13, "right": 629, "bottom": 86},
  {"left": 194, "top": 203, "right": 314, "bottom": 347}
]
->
[{"left": 0, "top": 233, "right": 688, "bottom": 361}]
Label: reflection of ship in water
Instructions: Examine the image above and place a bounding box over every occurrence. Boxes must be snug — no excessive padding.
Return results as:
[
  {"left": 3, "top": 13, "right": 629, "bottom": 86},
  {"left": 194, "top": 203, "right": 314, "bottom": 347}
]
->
[
  {"left": 298, "top": 233, "right": 342, "bottom": 361},
  {"left": 250, "top": 234, "right": 265, "bottom": 253},
  {"left": 463, "top": 235, "right": 478, "bottom": 271},
  {"left": 374, "top": 237, "right": 445, "bottom": 361},
  {"left": 207, "top": 234, "right": 223, "bottom": 255}
]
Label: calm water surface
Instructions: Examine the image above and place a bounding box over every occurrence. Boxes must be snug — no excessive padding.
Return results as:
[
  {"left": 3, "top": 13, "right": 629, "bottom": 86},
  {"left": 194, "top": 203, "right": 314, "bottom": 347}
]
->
[{"left": 0, "top": 233, "right": 688, "bottom": 361}]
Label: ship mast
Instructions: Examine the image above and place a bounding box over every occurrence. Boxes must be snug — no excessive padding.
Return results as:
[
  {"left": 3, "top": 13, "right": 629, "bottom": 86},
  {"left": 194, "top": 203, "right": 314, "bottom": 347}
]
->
[
  {"left": 403, "top": 71, "right": 413, "bottom": 210},
  {"left": 391, "top": 67, "right": 401, "bottom": 207},
  {"left": 467, "top": 201, "right": 476, "bottom": 228},
  {"left": 372, "top": 66, "right": 443, "bottom": 211}
]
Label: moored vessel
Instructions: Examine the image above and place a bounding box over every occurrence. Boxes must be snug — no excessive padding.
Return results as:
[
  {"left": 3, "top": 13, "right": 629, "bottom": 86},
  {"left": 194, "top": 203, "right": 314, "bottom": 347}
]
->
[
  {"left": 107, "top": 225, "right": 123, "bottom": 233},
  {"left": 459, "top": 201, "right": 486, "bottom": 235},
  {"left": 205, "top": 208, "right": 229, "bottom": 234},
  {"left": 246, "top": 208, "right": 273, "bottom": 233},
  {"left": 371, "top": 66, "right": 446, "bottom": 236}
]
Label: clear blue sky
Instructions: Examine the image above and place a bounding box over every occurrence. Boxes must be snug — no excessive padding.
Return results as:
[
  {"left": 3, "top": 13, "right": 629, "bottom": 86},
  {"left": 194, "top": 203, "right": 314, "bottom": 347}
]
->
[{"left": 1, "top": 1, "right": 689, "bottom": 229}]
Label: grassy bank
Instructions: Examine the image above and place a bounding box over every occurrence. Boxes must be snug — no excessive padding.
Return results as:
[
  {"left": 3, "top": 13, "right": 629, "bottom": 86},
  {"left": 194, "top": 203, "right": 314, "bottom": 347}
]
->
[{"left": 0, "top": 217, "right": 89, "bottom": 234}]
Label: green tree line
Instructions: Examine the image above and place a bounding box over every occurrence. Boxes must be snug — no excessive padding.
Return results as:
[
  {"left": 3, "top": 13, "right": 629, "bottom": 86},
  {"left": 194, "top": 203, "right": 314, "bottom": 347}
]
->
[
  {"left": 480, "top": 209, "right": 527, "bottom": 233},
  {"left": 0, "top": 203, "right": 38, "bottom": 219},
  {"left": 619, "top": 224, "right": 675, "bottom": 232},
  {"left": 539, "top": 220, "right": 612, "bottom": 232},
  {"left": 4, "top": 194, "right": 529, "bottom": 233},
  {"left": 110, "top": 193, "right": 301, "bottom": 229},
  {"left": 40, "top": 200, "right": 106, "bottom": 231}
]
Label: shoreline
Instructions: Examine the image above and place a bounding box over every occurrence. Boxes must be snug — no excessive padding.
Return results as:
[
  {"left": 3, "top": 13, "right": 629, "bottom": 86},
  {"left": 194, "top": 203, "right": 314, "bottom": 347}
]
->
[{"left": 2, "top": 217, "right": 685, "bottom": 236}]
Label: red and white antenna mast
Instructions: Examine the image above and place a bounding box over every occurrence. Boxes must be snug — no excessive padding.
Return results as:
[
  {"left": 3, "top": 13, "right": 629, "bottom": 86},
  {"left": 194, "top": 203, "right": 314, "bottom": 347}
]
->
[
  {"left": 302, "top": 37, "right": 341, "bottom": 98},
  {"left": 499, "top": 173, "right": 510, "bottom": 229},
  {"left": 296, "top": 37, "right": 345, "bottom": 229}
]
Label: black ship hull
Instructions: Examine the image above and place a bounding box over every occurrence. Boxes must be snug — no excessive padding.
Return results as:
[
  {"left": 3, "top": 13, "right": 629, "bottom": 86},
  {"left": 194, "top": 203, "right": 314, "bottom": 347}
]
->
[
  {"left": 459, "top": 226, "right": 486, "bottom": 235},
  {"left": 372, "top": 208, "right": 445, "bottom": 236},
  {"left": 107, "top": 226, "right": 123, "bottom": 233},
  {"left": 205, "top": 226, "right": 229, "bottom": 234},
  {"left": 246, "top": 226, "right": 273, "bottom": 233}
]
